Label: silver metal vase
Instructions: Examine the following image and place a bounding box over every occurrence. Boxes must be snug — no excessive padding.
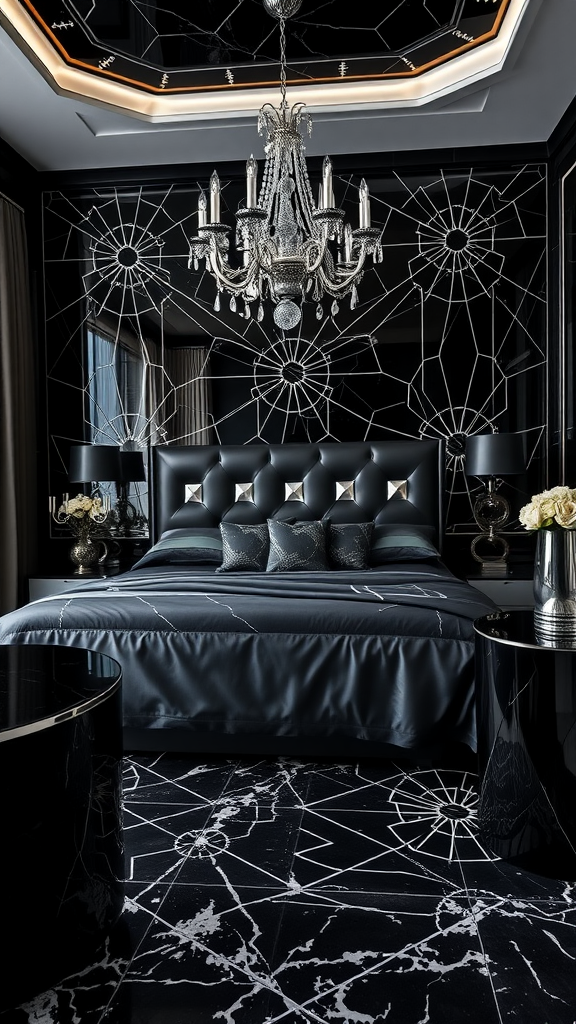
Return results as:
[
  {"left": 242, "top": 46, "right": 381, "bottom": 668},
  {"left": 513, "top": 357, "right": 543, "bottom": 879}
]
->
[
  {"left": 69, "top": 524, "right": 108, "bottom": 575},
  {"left": 533, "top": 528, "right": 576, "bottom": 642}
]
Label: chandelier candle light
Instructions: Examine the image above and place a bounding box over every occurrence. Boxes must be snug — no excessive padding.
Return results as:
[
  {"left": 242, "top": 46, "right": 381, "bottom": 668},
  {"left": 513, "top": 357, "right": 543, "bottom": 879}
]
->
[{"left": 189, "top": 0, "right": 382, "bottom": 330}]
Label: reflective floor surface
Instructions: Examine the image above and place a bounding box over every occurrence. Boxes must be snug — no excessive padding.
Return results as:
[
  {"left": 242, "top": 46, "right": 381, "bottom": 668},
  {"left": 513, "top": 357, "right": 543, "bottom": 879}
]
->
[{"left": 2, "top": 753, "right": 575, "bottom": 1023}]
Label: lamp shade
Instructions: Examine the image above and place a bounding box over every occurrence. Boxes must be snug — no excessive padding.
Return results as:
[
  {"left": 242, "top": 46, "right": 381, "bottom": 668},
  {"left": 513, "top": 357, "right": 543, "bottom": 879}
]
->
[
  {"left": 465, "top": 433, "right": 526, "bottom": 478},
  {"left": 69, "top": 445, "right": 122, "bottom": 483},
  {"left": 119, "top": 450, "right": 146, "bottom": 483}
]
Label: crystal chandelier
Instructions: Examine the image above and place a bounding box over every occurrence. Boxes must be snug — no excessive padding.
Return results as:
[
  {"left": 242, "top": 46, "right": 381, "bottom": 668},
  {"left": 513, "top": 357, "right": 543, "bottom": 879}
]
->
[{"left": 189, "top": 0, "right": 382, "bottom": 331}]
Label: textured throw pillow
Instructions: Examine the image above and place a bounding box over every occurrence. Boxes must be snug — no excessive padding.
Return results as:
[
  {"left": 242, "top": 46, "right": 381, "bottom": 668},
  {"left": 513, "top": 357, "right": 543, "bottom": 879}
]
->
[
  {"left": 266, "top": 519, "right": 328, "bottom": 572},
  {"left": 370, "top": 524, "right": 440, "bottom": 565},
  {"left": 326, "top": 521, "right": 374, "bottom": 570},
  {"left": 131, "top": 528, "right": 223, "bottom": 569},
  {"left": 217, "top": 522, "right": 270, "bottom": 572}
]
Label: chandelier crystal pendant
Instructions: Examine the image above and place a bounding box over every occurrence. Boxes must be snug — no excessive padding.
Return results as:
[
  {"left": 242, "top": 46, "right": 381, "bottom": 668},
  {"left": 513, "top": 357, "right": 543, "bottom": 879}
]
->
[{"left": 188, "top": 0, "right": 382, "bottom": 330}]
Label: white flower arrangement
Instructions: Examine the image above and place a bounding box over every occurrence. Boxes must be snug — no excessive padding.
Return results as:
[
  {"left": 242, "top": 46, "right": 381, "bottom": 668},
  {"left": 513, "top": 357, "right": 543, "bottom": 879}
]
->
[
  {"left": 518, "top": 486, "right": 576, "bottom": 531},
  {"left": 58, "top": 493, "right": 106, "bottom": 520}
]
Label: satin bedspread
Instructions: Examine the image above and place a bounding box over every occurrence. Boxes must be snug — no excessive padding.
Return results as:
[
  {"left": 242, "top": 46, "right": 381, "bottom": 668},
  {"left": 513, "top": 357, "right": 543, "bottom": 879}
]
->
[{"left": 0, "top": 562, "right": 496, "bottom": 753}]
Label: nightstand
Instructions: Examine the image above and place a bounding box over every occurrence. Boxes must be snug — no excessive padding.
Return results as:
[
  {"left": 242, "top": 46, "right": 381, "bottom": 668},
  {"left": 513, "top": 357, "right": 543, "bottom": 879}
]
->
[
  {"left": 28, "top": 566, "right": 128, "bottom": 601},
  {"left": 474, "top": 610, "right": 576, "bottom": 875},
  {"left": 466, "top": 574, "right": 534, "bottom": 609},
  {"left": 29, "top": 576, "right": 89, "bottom": 601}
]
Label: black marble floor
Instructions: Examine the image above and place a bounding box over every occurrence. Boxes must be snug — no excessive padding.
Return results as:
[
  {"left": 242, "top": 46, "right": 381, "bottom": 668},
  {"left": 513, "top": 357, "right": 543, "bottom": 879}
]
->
[{"left": 2, "top": 753, "right": 575, "bottom": 1023}]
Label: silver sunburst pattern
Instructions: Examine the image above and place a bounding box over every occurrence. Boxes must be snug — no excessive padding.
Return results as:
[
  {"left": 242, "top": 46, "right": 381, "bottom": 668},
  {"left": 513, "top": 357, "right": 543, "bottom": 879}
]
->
[
  {"left": 387, "top": 769, "right": 496, "bottom": 864},
  {"left": 85, "top": 221, "right": 170, "bottom": 317},
  {"left": 247, "top": 332, "right": 388, "bottom": 442},
  {"left": 75, "top": 189, "right": 190, "bottom": 317},
  {"left": 409, "top": 198, "right": 505, "bottom": 303}
]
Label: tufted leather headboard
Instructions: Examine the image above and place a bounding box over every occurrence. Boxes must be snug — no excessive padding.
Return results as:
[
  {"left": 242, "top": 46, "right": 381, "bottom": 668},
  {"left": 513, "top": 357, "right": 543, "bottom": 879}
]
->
[{"left": 149, "top": 440, "right": 445, "bottom": 550}]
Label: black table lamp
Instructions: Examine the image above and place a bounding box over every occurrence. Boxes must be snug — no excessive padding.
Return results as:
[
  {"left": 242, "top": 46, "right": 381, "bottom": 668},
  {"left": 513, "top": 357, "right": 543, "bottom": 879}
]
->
[
  {"left": 66, "top": 445, "right": 123, "bottom": 567},
  {"left": 69, "top": 445, "right": 122, "bottom": 487},
  {"left": 116, "top": 449, "right": 147, "bottom": 537},
  {"left": 119, "top": 451, "right": 146, "bottom": 484},
  {"left": 465, "top": 432, "right": 526, "bottom": 575}
]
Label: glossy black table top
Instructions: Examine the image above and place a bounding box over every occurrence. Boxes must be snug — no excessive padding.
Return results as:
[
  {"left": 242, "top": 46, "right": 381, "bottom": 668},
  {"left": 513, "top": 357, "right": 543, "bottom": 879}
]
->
[
  {"left": 474, "top": 609, "right": 576, "bottom": 650},
  {"left": 0, "top": 644, "right": 122, "bottom": 740}
]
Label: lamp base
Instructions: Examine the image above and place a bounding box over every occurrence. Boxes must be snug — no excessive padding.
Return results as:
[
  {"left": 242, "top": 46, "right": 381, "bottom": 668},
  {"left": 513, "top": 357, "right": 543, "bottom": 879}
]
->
[
  {"left": 471, "top": 532, "right": 510, "bottom": 577},
  {"left": 478, "top": 559, "right": 509, "bottom": 578}
]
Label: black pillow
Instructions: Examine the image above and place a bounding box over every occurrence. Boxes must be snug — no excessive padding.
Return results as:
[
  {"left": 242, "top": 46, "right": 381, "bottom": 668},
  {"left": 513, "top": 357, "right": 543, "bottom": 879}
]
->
[
  {"left": 266, "top": 519, "right": 328, "bottom": 572},
  {"left": 370, "top": 525, "right": 440, "bottom": 565},
  {"left": 217, "top": 522, "right": 270, "bottom": 572},
  {"left": 131, "top": 528, "right": 222, "bottom": 569},
  {"left": 326, "top": 521, "right": 374, "bottom": 570}
]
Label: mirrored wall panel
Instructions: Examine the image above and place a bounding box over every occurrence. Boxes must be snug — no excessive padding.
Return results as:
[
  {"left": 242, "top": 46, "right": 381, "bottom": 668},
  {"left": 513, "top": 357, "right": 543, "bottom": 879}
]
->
[
  {"left": 562, "top": 158, "right": 576, "bottom": 484},
  {"left": 42, "top": 162, "right": 547, "bottom": 546}
]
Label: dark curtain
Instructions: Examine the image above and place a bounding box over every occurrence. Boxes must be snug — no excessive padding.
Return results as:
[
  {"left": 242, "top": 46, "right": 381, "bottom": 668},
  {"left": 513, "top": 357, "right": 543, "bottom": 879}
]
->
[
  {"left": 165, "top": 347, "right": 214, "bottom": 444},
  {"left": 0, "top": 198, "right": 37, "bottom": 613}
]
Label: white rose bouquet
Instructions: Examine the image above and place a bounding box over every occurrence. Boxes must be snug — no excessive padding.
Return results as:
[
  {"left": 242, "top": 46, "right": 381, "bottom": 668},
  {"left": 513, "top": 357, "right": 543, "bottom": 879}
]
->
[
  {"left": 518, "top": 486, "right": 576, "bottom": 531},
  {"left": 58, "top": 494, "right": 105, "bottom": 521},
  {"left": 51, "top": 492, "right": 109, "bottom": 538}
]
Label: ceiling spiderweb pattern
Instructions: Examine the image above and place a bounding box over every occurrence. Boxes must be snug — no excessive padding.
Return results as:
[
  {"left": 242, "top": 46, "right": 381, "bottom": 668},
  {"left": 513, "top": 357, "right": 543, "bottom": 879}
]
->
[
  {"left": 42, "top": 163, "right": 546, "bottom": 535},
  {"left": 19, "top": 0, "right": 512, "bottom": 95}
]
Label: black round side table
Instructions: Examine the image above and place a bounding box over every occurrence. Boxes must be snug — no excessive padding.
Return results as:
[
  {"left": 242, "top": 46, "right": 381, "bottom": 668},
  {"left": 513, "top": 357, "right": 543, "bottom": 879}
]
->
[
  {"left": 474, "top": 610, "right": 576, "bottom": 877},
  {"left": 0, "top": 644, "right": 124, "bottom": 1005}
]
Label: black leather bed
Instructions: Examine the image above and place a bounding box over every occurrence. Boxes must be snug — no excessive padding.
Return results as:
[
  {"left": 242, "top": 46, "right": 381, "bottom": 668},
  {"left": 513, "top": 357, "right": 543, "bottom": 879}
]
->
[{"left": 0, "top": 440, "right": 495, "bottom": 759}]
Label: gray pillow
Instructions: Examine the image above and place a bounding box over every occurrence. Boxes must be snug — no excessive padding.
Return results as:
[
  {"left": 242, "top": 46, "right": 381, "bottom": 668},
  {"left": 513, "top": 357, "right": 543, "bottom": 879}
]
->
[
  {"left": 131, "top": 528, "right": 222, "bottom": 569},
  {"left": 217, "top": 522, "right": 269, "bottom": 572},
  {"left": 326, "top": 521, "right": 374, "bottom": 570},
  {"left": 266, "top": 519, "right": 328, "bottom": 572},
  {"left": 370, "top": 525, "right": 440, "bottom": 565}
]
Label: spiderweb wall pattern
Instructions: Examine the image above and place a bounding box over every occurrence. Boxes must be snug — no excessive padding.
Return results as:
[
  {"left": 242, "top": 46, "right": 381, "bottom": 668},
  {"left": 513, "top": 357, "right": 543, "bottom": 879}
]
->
[
  {"left": 42, "top": 163, "right": 547, "bottom": 536},
  {"left": 355, "top": 165, "right": 548, "bottom": 531}
]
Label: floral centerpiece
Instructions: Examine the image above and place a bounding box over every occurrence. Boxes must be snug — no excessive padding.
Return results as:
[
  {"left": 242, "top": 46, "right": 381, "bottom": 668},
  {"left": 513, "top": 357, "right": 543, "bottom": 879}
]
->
[
  {"left": 518, "top": 486, "right": 576, "bottom": 531},
  {"left": 50, "top": 492, "right": 110, "bottom": 574},
  {"left": 519, "top": 486, "right": 576, "bottom": 643},
  {"left": 56, "top": 493, "right": 108, "bottom": 533}
]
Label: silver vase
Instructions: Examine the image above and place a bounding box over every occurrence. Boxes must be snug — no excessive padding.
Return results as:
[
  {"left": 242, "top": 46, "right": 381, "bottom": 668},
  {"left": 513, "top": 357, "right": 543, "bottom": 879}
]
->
[
  {"left": 533, "top": 529, "right": 576, "bottom": 642},
  {"left": 69, "top": 527, "right": 100, "bottom": 575}
]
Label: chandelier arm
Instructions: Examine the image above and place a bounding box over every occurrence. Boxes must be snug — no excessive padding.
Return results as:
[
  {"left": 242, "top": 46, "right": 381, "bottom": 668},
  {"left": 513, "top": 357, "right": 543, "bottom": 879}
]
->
[
  {"left": 253, "top": 238, "right": 277, "bottom": 273},
  {"left": 303, "top": 240, "right": 326, "bottom": 274},
  {"left": 207, "top": 249, "right": 259, "bottom": 296}
]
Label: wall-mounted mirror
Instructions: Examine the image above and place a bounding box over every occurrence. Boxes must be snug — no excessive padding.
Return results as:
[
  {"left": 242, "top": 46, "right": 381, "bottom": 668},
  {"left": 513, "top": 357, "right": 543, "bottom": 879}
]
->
[
  {"left": 562, "top": 158, "right": 576, "bottom": 483},
  {"left": 42, "top": 164, "right": 548, "bottom": 559}
]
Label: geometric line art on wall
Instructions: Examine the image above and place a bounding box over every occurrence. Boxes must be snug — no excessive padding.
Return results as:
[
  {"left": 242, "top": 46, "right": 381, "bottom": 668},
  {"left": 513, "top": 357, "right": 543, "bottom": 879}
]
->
[
  {"left": 213, "top": 331, "right": 390, "bottom": 446},
  {"left": 357, "top": 166, "right": 547, "bottom": 529},
  {"left": 42, "top": 164, "right": 547, "bottom": 536},
  {"left": 83, "top": 209, "right": 171, "bottom": 317}
]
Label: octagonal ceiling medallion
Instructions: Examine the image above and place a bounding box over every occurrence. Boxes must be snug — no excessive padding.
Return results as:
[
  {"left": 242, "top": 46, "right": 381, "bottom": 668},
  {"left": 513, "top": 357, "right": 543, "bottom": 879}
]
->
[{"left": 0, "top": 0, "right": 531, "bottom": 119}]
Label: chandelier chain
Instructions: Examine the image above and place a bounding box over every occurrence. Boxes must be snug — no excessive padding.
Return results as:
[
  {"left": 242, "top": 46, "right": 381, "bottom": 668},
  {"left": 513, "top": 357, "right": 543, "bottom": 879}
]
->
[{"left": 279, "top": 18, "right": 287, "bottom": 108}]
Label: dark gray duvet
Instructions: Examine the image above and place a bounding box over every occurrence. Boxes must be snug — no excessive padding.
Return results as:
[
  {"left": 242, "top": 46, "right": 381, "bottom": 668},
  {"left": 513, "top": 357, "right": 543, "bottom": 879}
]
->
[{"left": 0, "top": 561, "right": 496, "bottom": 754}]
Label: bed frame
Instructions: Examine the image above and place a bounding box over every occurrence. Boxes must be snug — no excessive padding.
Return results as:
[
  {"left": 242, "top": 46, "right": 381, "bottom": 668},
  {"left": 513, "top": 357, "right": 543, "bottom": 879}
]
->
[
  {"left": 149, "top": 439, "right": 444, "bottom": 548},
  {"left": 138, "top": 439, "right": 455, "bottom": 762},
  {"left": 0, "top": 438, "right": 488, "bottom": 763}
]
